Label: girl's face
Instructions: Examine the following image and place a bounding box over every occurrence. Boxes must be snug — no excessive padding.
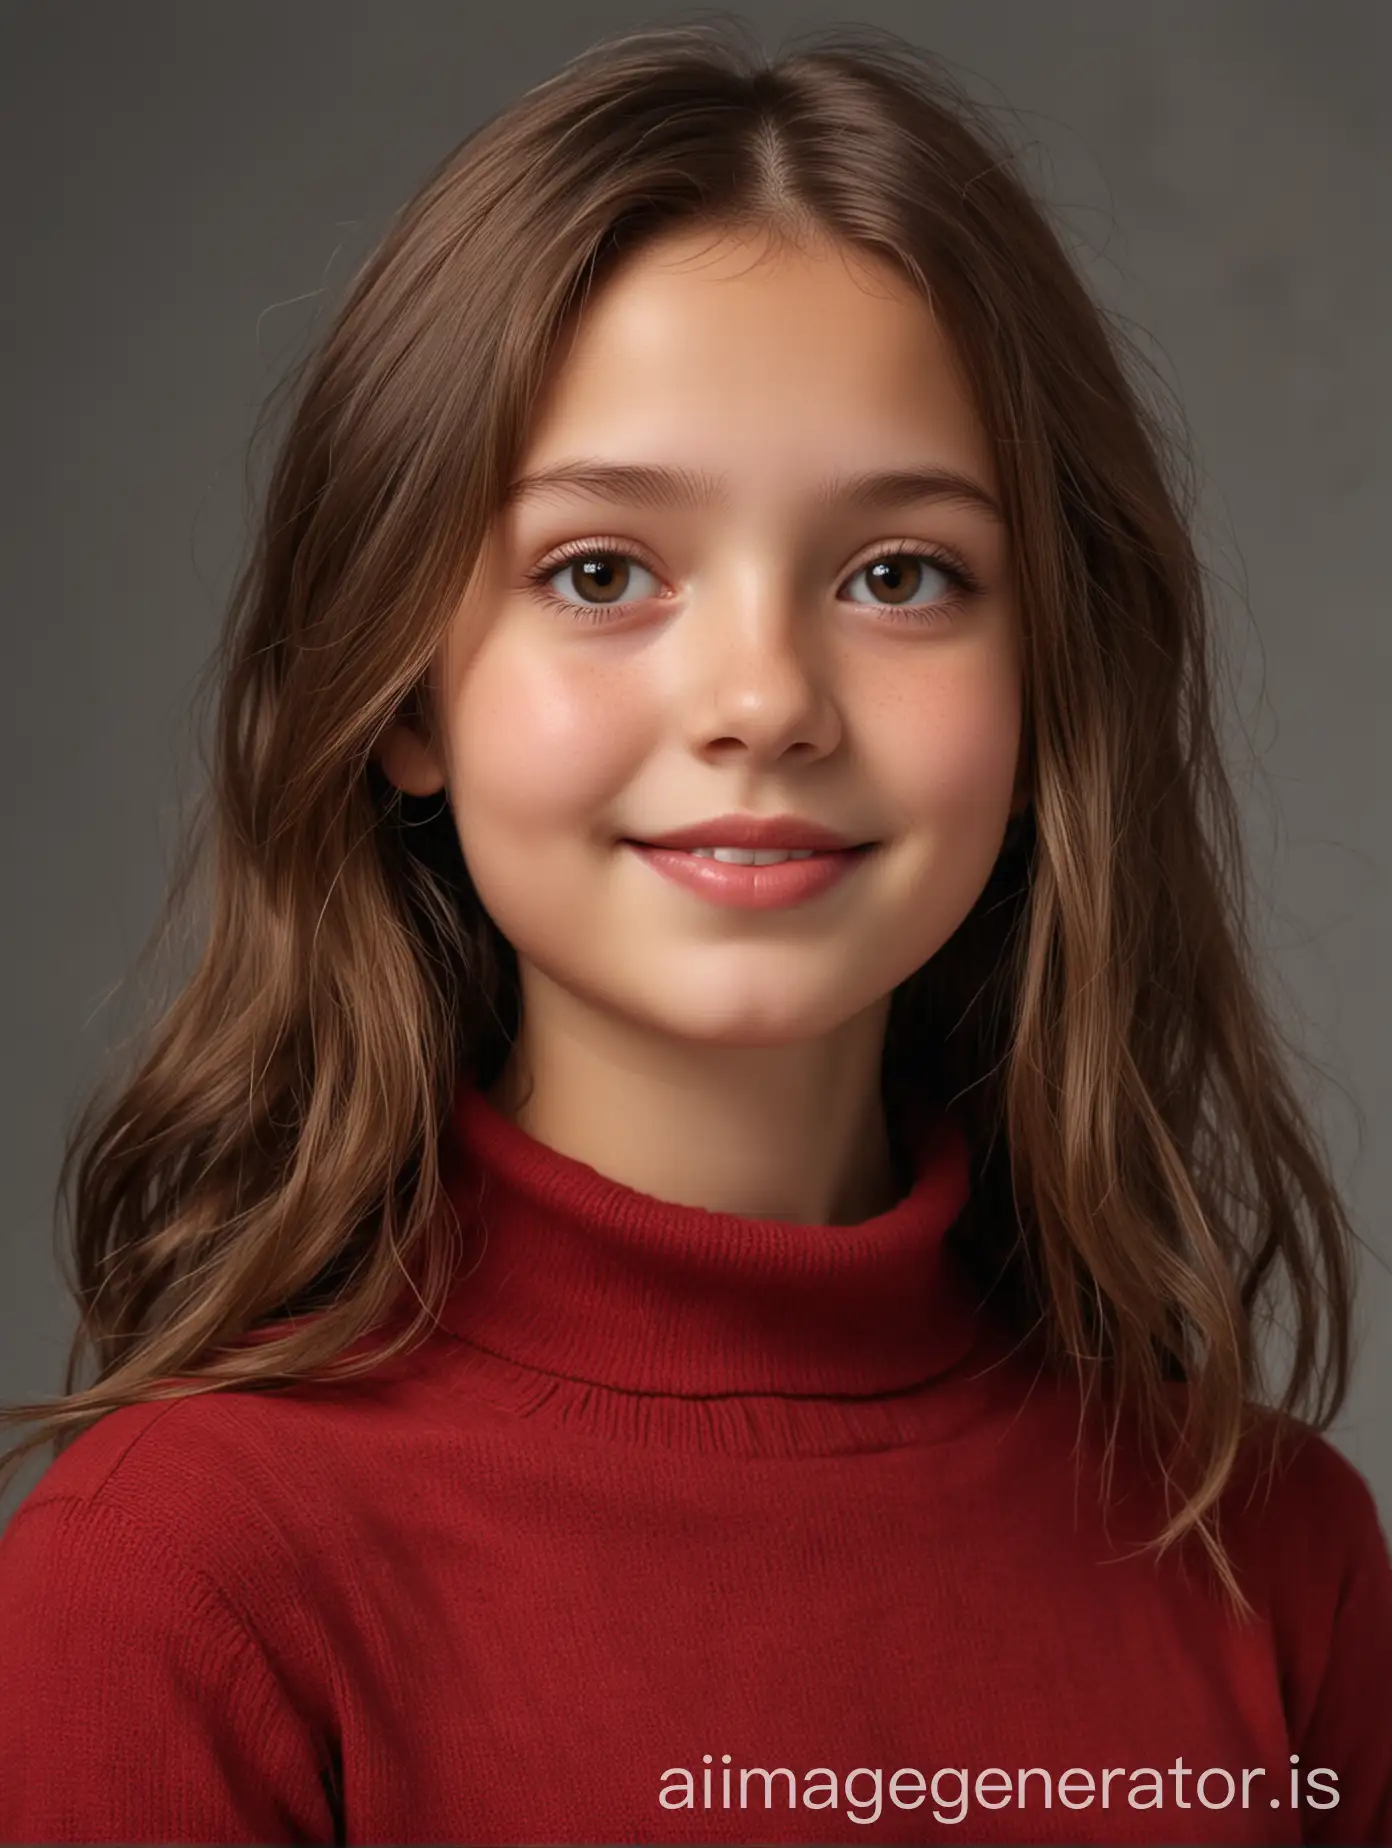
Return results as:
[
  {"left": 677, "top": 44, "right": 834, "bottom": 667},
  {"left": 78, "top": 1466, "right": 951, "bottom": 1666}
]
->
[{"left": 380, "top": 226, "right": 1024, "bottom": 1052}]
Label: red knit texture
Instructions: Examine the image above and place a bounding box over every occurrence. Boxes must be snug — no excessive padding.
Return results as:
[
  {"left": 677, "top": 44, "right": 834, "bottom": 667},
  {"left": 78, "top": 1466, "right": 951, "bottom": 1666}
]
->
[{"left": 1, "top": 1080, "right": 1388, "bottom": 1844}]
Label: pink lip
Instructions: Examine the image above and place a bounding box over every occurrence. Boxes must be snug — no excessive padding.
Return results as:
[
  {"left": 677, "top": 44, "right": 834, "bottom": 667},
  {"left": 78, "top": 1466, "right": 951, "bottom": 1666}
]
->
[
  {"left": 632, "top": 813, "right": 869, "bottom": 853},
  {"left": 624, "top": 842, "right": 875, "bottom": 910}
]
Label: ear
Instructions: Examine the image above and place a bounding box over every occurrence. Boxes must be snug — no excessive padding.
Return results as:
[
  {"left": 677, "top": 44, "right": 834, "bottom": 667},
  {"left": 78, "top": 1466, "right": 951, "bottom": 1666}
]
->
[{"left": 374, "top": 718, "right": 447, "bottom": 799}]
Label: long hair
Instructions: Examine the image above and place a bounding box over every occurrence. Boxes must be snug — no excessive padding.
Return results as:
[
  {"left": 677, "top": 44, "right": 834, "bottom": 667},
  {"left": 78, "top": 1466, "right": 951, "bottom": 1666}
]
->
[{"left": 0, "top": 18, "right": 1359, "bottom": 1613}]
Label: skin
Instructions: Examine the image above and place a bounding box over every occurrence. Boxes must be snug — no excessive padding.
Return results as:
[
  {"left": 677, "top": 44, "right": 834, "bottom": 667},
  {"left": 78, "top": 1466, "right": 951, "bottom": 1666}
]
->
[{"left": 377, "top": 224, "right": 1027, "bottom": 1225}]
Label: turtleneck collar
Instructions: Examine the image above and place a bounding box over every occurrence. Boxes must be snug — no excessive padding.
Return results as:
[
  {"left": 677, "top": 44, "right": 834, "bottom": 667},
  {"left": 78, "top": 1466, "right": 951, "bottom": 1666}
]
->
[{"left": 434, "top": 1080, "right": 981, "bottom": 1398}]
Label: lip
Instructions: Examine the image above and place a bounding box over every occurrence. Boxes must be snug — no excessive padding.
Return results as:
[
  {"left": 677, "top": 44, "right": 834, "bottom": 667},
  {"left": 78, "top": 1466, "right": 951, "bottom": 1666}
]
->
[
  {"left": 626, "top": 813, "right": 872, "bottom": 852},
  {"left": 624, "top": 841, "right": 875, "bottom": 910}
]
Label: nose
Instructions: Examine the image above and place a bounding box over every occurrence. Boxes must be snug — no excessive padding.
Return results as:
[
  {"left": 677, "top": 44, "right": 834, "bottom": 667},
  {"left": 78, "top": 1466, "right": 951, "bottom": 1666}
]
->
[{"left": 677, "top": 574, "right": 844, "bottom": 766}]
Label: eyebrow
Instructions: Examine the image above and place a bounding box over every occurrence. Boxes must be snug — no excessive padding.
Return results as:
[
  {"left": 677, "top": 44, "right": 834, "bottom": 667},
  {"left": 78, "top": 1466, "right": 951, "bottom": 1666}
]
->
[{"left": 503, "top": 459, "right": 1004, "bottom": 524}]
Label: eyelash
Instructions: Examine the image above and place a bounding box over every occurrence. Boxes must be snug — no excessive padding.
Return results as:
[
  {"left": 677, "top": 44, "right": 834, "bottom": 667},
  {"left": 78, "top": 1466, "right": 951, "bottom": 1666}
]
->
[{"left": 523, "top": 535, "right": 983, "bottom": 627}]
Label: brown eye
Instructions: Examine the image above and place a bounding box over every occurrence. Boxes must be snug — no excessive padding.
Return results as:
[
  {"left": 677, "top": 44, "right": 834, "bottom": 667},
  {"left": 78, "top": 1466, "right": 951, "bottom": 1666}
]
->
[
  {"left": 564, "top": 553, "right": 631, "bottom": 603},
  {"left": 529, "top": 546, "right": 664, "bottom": 619},
  {"left": 533, "top": 550, "right": 664, "bottom": 611},
  {"left": 864, "top": 556, "right": 925, "bottom": 605},
  {"left": 841, "top": 551, "right": 969, "bottom": 614}
]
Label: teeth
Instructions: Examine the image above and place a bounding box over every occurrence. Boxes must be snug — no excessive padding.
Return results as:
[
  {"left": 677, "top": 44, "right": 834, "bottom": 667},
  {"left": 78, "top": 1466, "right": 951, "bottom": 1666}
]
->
[{"left": 685, "top": 847, "right": 819, "bottom": 864}]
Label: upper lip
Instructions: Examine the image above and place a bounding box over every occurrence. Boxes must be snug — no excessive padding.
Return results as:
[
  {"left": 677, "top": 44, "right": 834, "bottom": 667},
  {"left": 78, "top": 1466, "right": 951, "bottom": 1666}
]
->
[{"left": 627, "top": 814, "right": 871, "bottom": 852}]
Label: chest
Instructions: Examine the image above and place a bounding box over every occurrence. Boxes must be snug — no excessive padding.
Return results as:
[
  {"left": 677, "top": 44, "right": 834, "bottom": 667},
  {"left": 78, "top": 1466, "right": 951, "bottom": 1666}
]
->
[{"left": 321, "top": 1447, "right": 1296, "bottom": 1843}]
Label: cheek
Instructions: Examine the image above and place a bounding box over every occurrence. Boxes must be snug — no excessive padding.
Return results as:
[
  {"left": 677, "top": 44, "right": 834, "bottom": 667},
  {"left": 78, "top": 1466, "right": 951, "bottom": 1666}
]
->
[
  {"left": 448, "top": 638, "right": 644, "bottom": 834},
  {"left": 868, "top": 654, "right": 1022, "bottom": 825}
]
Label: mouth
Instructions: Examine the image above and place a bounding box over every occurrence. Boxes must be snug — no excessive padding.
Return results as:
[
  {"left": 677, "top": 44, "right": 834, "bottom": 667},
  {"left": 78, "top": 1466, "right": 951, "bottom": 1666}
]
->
[
  {"left": 618, "top": 839, "right": 878, "bottom": 910},
  {"left": 621, "top": 842, "right": 875, "bottom": 865}
]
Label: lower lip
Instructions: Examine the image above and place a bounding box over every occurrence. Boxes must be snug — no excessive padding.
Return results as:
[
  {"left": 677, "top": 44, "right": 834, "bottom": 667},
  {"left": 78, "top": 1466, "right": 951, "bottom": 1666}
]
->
[{"left": 623, "top": 842, "right": 874, "bottom": 909}]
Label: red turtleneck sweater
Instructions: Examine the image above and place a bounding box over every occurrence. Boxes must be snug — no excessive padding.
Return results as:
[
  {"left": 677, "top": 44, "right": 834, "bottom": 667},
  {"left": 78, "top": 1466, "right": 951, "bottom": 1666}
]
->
[{"left": 1, "top": 1084, "right": 1389, "bottom": 1844}]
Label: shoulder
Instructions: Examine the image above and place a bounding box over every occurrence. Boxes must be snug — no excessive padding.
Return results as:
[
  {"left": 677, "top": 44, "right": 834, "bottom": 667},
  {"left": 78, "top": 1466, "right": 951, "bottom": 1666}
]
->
[
  {"left": 0, "top": 1382, "right": 369, "bottom": 1716},
  {"left": 3, "top": 1393, "right": 264, "bottom": 1585},
  {"left": 0, "top": 1392, "right": 346, "bottom": 1840},
  {"left": 7, "top": 1313, "right": 433, "bottom": 1532},
  {"left": 0, "top": 1312, "right": 456, "bottom": 1590},
  {"left": 9, "top": 1391, "right": 226, "bottom": 1511},
  {"left": 1221, "top": 1416, "right": 1392, "bottom": 1835},
  {"left": 1224, "top": 1409, "right": 1385, "bottom": 1540},
  {"left": 10, "top": 1382, "right": 308, "bottom": 1536},
  {"left": 1, "top": 1376, "right": 370, "bottom": 1641},
  {"left": 1220, "top": 1409, "right": 1391, "bottom": 1630}
]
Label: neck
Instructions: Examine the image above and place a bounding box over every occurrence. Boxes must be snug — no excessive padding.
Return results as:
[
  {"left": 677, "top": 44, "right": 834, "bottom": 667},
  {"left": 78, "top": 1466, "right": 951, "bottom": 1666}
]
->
[{"left": 487, "top": 966, "right": 901, "bottom": 1225}]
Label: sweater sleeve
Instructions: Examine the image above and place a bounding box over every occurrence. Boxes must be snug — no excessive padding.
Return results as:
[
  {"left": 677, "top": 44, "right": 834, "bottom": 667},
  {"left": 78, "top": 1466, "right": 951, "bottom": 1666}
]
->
[
  {"left": 1283, "top": 1451, "right": 1392, "bottom": 1846},
  {"left": 0, "top": 1492, "right": 338, "bottom": 1845}
]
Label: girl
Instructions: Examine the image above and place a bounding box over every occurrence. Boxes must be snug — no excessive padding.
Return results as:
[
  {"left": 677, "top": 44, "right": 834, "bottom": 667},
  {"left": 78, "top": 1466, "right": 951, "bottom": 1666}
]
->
[{"left": 1, "top": 19, "right": 1387, "bottom": 1846}]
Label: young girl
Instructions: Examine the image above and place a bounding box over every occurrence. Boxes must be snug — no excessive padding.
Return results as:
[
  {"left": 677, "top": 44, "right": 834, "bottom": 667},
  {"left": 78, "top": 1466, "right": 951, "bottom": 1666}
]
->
[{"left": 1, "top": 20, "right": 1387, "bottom": 1847}]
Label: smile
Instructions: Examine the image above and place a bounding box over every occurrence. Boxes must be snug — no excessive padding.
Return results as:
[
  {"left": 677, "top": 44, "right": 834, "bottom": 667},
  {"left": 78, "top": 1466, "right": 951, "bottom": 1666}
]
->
[
  {"left": 679, "top": 847, "right": 817, "bottom": 864},
  {"left": 622, "top": 841, "right": 875, "bottom": 910}
]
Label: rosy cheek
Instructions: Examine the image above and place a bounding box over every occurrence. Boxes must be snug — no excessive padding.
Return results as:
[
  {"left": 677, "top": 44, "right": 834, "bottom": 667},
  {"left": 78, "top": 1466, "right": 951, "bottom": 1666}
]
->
[
  {"left": 867, "top": 670, "right": 1020, "bottom": 818},
  {"left": 452, "top": 645, "right": 647, "bottom": 830},
  {"left": 941, "top": 694, "right": 1020, "bottom": 788}
]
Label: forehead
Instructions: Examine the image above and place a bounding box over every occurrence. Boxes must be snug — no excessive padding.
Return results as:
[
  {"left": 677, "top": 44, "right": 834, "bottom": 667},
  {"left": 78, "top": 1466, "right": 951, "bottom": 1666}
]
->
[{"left": 518, "top": 225, "right": 995, "bottom": 493}]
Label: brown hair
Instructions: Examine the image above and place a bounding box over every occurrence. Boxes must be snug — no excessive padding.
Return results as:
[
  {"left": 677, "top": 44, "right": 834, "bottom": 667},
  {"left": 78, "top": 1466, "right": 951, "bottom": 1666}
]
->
[{"left": 1, "top": 17, "right": 1360, "bottom": 1613}]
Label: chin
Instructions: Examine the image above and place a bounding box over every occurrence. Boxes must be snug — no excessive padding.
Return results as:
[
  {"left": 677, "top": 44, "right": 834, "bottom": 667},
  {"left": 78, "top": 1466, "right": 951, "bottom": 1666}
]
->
[{"left": 624, "top": 977, "right": 876, "bottom": 1049}]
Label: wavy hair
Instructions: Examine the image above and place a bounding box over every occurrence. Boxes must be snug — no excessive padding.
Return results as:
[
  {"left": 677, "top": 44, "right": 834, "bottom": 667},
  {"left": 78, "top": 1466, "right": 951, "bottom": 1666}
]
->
[{"left": 0, "top": 17, "right": 1360, "bottom": 1613}]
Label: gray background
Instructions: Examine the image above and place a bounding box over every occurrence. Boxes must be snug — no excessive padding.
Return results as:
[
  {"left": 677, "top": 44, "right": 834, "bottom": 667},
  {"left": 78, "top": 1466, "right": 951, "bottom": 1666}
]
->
[{"left": 1, "top": 0, "right": 1387, "bottom": 1526}]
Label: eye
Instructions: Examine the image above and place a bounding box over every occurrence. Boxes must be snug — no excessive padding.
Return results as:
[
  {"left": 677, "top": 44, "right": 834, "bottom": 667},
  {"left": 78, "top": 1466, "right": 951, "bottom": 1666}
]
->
[
  {"left": 840, "top": 550, "right": 973, "bottom": 612},
  {"left": 530, "top": 548, "right": 663, "bottom": 610}
]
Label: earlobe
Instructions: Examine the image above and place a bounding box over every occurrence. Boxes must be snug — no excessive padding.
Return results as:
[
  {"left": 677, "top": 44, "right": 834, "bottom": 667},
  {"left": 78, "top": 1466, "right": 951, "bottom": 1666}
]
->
[{"left": 374, "top": 720, "right": 448, "bottom": 799}]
